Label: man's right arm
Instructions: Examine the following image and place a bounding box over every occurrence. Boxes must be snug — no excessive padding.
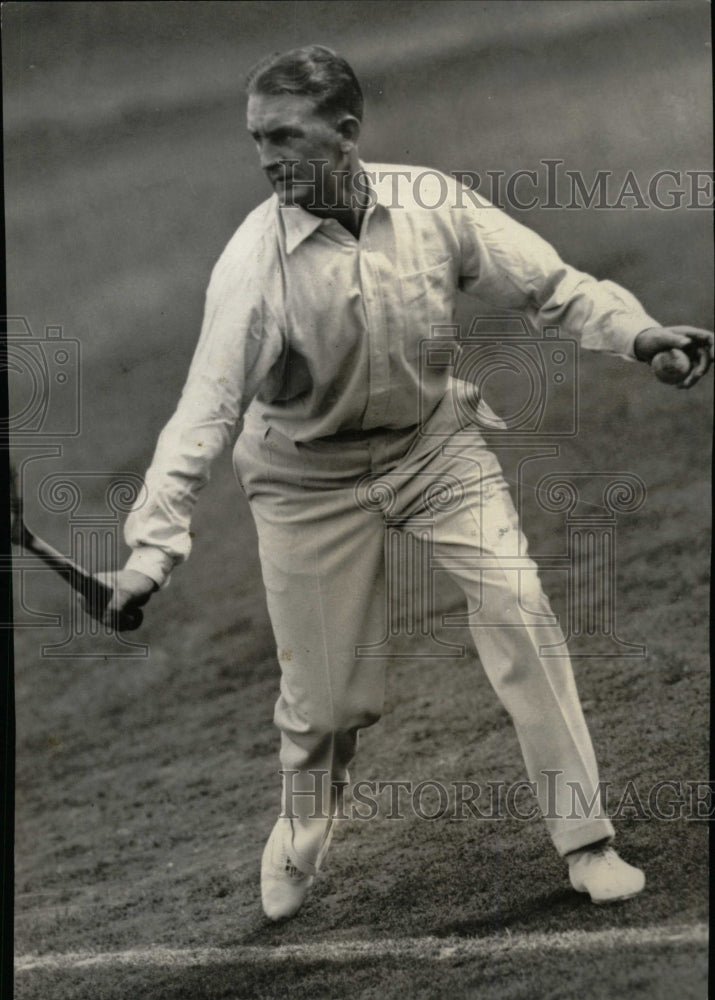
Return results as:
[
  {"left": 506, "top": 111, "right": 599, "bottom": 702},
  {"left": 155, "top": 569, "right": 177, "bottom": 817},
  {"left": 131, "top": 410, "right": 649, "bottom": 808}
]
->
[{"left": 104, "top": 229, "right": 285, "bottom": 621}]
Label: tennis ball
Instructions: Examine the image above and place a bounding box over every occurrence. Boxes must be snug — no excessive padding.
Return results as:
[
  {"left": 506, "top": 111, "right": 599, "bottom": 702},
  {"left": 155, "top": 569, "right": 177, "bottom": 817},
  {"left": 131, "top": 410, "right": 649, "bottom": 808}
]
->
[{"left": 651, "top": 348, "right": 691, "bottom": 385}]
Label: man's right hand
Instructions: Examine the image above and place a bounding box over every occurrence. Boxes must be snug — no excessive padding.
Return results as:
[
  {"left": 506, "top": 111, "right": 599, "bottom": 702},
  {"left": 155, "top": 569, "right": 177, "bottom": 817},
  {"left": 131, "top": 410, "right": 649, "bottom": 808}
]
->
[{"left": 86, "top": 568, "right": 158, "bottom": 632}]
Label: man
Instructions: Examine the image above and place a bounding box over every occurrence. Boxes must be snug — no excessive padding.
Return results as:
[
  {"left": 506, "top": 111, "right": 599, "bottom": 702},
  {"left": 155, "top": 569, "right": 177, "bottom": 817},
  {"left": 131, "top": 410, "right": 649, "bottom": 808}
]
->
[{"left": 102, "top": 46, "right": 712, "bottom": 921}]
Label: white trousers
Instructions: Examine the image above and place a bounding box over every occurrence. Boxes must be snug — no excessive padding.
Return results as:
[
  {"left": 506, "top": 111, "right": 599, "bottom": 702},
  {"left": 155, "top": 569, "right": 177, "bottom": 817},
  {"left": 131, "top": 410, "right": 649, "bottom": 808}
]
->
[{"left": 234, "top": 395, "right": 615, "bottom": 866}]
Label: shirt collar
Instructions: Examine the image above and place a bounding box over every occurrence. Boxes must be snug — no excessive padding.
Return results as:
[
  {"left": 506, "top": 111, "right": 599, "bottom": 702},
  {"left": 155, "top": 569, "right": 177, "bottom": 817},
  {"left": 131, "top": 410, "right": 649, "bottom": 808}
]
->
[
  {"left": 280, "top": 204, "right": 326, "bottom": 255},
  {"left": 279, "top": 161, "right": 379, "bottom": 255}
]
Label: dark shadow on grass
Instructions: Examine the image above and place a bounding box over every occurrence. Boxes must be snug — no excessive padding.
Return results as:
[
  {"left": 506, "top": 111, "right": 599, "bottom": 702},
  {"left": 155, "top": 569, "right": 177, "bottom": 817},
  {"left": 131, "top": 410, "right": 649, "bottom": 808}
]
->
[
  {"left": 232, "top": 912, "right": 291, "bottom": 946},
  {"left": 435, "top": 887, "right": 581, "bottom": 937},
  {"left": 234, "top": 888, "right": 583, "bottom": 948},
  {"left": 437, "top": 886, "right": 664, "bottom": 939}
]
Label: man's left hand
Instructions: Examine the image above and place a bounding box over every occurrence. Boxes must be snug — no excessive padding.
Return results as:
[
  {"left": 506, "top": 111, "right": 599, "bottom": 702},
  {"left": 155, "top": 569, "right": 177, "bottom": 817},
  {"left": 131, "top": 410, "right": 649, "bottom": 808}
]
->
[{"left": 634, "top": 326, "right": 714, "bottom": 389}]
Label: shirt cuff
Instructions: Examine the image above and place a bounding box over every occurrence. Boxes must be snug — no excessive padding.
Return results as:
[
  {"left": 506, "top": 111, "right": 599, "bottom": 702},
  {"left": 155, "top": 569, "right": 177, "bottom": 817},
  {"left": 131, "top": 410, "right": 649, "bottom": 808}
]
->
[
  {"left": 125, "top": 546, "right": 175, "bottom": 589},
  {"left": 612, "top": 314, "right": 661, "bottom": 361}
]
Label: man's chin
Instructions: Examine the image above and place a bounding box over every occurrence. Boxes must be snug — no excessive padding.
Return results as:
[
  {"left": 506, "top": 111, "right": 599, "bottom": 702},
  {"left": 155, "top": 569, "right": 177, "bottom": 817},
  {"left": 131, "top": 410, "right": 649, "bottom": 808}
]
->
[
  {"left": 275, "top": 184, "right": 315, "bottom": 209},
  {"left": 273, "top": 177, "right": 335, "bottom": 208}
]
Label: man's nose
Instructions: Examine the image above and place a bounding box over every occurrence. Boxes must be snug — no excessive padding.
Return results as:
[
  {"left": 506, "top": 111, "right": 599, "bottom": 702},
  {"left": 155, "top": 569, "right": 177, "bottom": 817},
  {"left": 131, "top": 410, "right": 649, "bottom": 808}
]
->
[{"left": 257, "top": 140, "right": 280, "bottom": 171}]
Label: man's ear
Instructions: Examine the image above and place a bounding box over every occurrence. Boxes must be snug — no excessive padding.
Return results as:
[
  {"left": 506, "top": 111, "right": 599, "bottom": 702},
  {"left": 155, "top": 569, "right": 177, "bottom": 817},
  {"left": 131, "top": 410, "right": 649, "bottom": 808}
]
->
[{"left": 337, "top": 115, "right": 361, "bottom": 152}]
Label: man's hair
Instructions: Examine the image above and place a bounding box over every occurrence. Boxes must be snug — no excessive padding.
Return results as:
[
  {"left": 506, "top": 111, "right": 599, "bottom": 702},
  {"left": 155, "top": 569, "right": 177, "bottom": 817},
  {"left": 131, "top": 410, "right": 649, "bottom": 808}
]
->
[{"left": 245, "top": 45, "right": 364, "bottom": 122}]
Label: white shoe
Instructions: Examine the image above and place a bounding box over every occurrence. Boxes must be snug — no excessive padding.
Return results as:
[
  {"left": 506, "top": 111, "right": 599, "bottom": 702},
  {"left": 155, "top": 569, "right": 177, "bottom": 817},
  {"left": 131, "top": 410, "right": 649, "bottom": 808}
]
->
[
  {"left": 568, "top": 845, "right": 645, "bottom": 903},
  {"left": 260, "top": 817, "right": 333, "bottom": 921}
]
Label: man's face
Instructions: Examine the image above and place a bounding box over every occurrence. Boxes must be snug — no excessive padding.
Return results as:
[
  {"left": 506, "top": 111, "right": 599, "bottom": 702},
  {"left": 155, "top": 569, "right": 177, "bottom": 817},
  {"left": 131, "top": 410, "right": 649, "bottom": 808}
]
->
[{"left": 246, "top": 92, "right": 350, "bottom": 211}]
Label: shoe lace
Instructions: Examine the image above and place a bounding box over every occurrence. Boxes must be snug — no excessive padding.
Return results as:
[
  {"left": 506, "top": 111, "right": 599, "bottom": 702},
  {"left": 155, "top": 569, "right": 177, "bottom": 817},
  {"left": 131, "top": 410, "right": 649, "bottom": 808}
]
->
[{"left": 284, "top": 856, "right": 308, "bottom": 881}]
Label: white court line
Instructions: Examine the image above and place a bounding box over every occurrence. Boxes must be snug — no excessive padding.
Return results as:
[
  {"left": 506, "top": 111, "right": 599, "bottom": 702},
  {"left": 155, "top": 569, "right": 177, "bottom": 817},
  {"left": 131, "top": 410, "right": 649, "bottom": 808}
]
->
[{"left": 16, "top": 922, "right": 707, "bottom": 972}]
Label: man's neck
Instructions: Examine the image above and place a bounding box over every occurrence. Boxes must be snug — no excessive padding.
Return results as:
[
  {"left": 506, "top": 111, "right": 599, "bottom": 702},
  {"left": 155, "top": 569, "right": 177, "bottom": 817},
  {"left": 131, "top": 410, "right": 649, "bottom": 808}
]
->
[
  {"left": 325, "top": 205, "right": 364, "bottom": 239},
  {"left": 306, "top": 152, "right": 367, "bottom": 238}
]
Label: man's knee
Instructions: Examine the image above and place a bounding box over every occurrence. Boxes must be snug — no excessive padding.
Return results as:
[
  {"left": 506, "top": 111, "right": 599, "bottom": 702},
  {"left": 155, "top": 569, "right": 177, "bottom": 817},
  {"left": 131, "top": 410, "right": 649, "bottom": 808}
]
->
[{"left": 274, "top": 697, "right": 382, "bottom": 741}]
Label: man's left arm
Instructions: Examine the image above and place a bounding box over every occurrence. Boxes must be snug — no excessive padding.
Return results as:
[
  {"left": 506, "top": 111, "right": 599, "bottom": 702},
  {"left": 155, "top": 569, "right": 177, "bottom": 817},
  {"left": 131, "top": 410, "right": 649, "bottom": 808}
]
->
[{"left": 453, "top": 189, "right": 713, "bottom": 387}]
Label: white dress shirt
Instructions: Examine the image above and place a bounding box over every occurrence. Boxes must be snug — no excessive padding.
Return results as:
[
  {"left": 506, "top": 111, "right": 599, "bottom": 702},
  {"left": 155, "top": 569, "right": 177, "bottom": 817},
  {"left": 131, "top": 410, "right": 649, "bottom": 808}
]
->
[{"left": 124, "top": 162, "right": 658, "bottom": 586}]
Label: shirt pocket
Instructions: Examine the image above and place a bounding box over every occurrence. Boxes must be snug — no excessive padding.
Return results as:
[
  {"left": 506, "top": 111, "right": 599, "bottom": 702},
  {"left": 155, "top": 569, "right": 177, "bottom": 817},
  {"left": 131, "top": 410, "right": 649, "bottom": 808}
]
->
[{"left": 397, "top": 256, "right": 455, "bottom": 357}]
